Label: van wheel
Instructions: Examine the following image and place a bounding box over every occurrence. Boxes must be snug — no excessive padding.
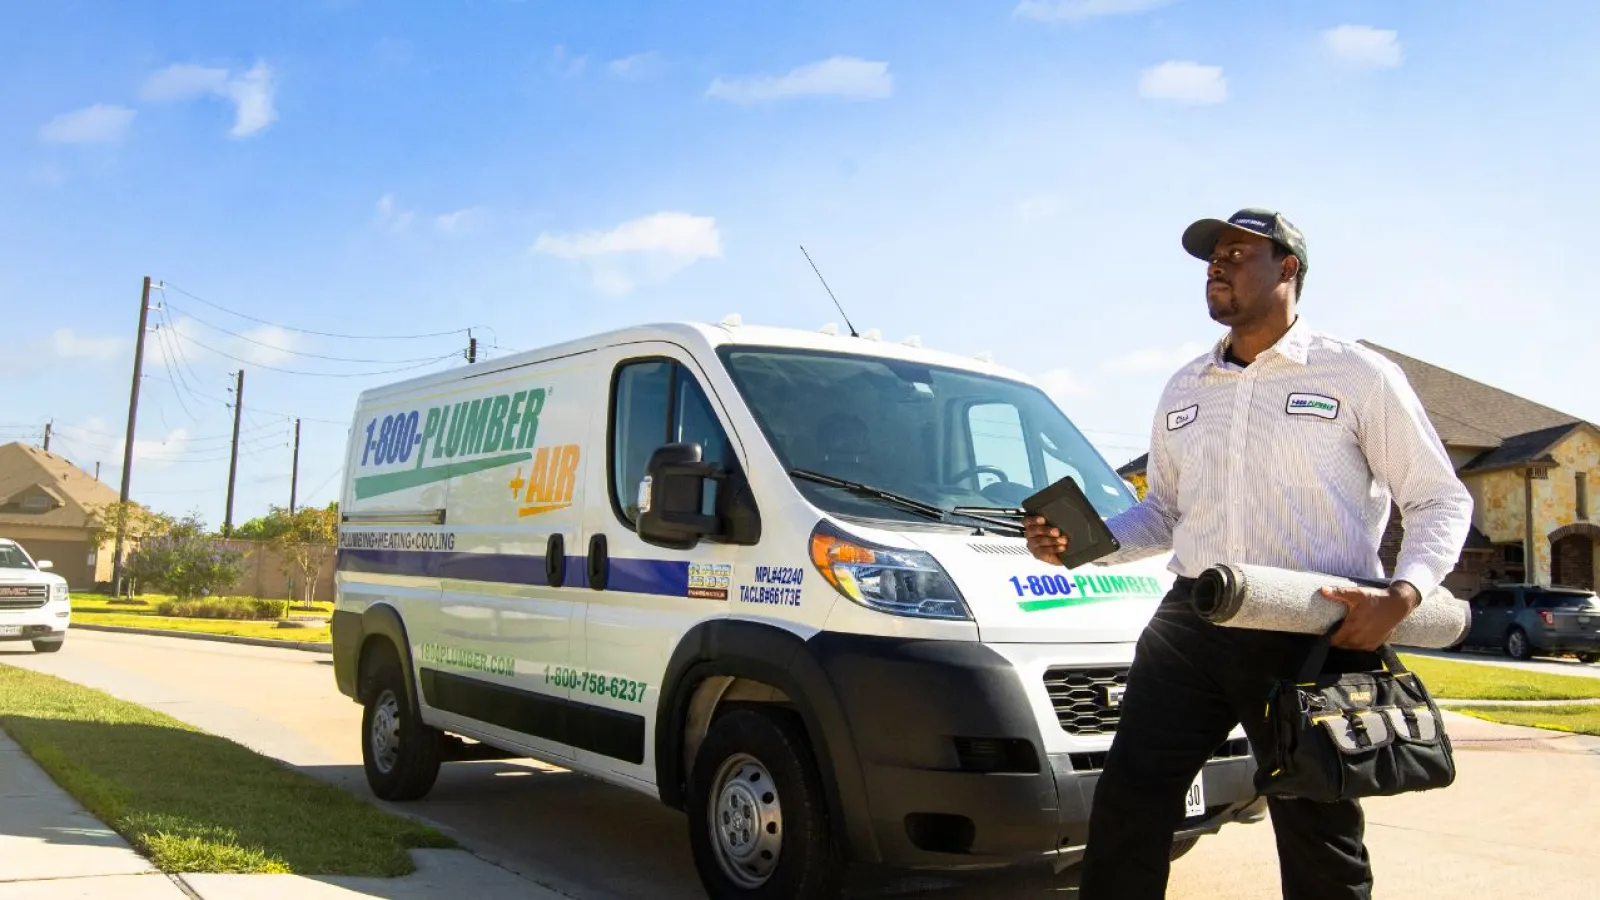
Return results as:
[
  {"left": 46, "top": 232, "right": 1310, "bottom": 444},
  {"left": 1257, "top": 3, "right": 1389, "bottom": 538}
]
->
[
  {"left": 688, "top": 707, "right": 843, "bottom": 899},
  {"left": 361, "top": 658, "right": 443, "bottom": 801},
  {"left": 32, "top": 638, "right": 64, "bottom": 653}
]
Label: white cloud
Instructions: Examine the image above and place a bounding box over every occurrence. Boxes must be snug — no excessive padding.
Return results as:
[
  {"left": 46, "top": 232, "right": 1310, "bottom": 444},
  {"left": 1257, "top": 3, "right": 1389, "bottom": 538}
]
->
[
  {"left": 434, "top": 207, "right": 484, "bottom": 234},
  {"left": 1138, "top": 61, "right": 1227, "bottom": 105},
  {"left": 140, "top": 61, "right": 278, "bottom": 138},
  {"left": 375, "top": 193, "right": 415, "bottom": 232},
  {"left": 51, "top": 329, "right": 123, "bottom": 361},
  {"left": 1014, "top": 0, "right": 1174, "bottom": 23},
  {"left": 608, "top": 52, "right": 661, "bottom": 79},
  {"left": 1322, "top": 25, "right": 1403, "bottom": 69},
  {"left": 1103, "top": 341, "right": 1209, "bottom": 374},
  {"left": 1016, "top": 194, "right": 1063, "bottom": 222},
  {"left": 40, "top": 104, "right": 136, "bottom": 144},
  {"left": 165, "top": 317, "right": 297, "bottom": 369},
  {"left": 1036, "top": 366, "right": 1093, "bottom": 401},
  {"left": 236, "top": 325, "right": 295, "bottom": 366},
  {"left": 707, "top": 57, "right": 893, "bottom": 105},
  {"left": 532, "top": 211, "right": 723, "bottom": 295}
]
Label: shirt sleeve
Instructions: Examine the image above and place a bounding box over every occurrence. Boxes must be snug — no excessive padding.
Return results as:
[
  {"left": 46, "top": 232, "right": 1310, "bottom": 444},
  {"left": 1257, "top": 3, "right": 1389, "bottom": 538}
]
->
[
  {"left": 1358, "top": 359, "right": 1475, "bottom": 599},
  {"left": 1098, "top": 385, "right": 1182, "bottom": 565}
]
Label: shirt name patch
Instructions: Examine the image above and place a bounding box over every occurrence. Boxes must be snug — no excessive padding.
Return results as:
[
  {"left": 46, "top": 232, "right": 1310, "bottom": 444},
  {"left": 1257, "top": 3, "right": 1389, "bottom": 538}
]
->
[
  {"left": 1286, "top": 393, "right": 1340, "bottom": 419},
  {"left": 1167, "top": 404, "right": 1199, "bottom": 430}
]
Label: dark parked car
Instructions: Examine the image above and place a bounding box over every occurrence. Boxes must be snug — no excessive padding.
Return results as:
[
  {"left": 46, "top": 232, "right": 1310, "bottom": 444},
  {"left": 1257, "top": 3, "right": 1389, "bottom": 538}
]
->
[{"left": 1457, "top": 584, "right": 1600, "bottom": 663}]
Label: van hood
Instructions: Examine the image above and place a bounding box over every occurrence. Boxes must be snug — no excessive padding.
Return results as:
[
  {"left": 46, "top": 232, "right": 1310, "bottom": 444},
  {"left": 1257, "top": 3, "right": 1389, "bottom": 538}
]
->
[{"left": 902, "top": 531, "right": 1174, "bottom": 643}]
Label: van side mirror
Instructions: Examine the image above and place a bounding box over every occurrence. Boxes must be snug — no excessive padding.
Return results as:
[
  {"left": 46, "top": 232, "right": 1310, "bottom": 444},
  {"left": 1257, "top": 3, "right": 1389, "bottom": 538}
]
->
[
  {"left": 36, "top": 560, "right": 53, "bottom": 570},
  {"left": 637, "top": 443, "right": 723, "bottom": 550}
]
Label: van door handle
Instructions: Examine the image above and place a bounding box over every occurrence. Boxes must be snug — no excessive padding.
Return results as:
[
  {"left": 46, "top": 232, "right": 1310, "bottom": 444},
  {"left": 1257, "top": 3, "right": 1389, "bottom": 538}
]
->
[
  {"left": 545, "top": 533, "right": 566, "bottom": 588},
  {"left": 586, "top": 533, "right": 609, "bottom": 591}
]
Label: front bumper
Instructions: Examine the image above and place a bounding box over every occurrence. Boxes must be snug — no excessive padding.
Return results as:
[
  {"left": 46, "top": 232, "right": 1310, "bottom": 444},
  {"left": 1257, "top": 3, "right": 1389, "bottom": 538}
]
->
[
  {"left": 806, "top": 633, "right": 1262, "bottom": 870},
  {"left": 0, "top": 622, "right": 67, "bottom": 642}
]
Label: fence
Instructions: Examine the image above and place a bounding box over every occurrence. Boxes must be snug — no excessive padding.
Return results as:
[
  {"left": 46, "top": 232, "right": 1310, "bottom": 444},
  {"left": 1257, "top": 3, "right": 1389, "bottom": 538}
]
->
[{"left": 215, "top": 539, "right": 337, "bottom": 603}]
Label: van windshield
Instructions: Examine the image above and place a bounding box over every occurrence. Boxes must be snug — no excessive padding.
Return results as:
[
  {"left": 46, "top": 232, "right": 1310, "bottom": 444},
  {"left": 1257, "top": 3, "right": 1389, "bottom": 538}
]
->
[{"left": 717, "top": 345, "right": 1137, "bottom": 527}]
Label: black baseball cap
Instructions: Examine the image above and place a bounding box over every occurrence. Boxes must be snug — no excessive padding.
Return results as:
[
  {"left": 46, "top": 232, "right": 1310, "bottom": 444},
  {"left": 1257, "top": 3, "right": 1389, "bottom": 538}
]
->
[{"left": 1181, "top": 208, "right": 1308, "bottom": 273}]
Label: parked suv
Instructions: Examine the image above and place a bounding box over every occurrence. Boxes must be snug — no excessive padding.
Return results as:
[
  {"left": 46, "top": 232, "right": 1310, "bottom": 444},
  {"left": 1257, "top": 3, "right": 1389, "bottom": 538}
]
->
[
  {"left": 0, "top": 538, "right": 70, "bottom": 653},
  {"left": 1459, "top": 584, "right": 1600, "bottom": 663}
]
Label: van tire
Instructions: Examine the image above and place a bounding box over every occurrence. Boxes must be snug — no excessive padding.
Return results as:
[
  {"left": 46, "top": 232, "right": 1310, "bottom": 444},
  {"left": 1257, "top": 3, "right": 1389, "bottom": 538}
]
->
[
  {"left": 32, "top": 638, "right": 64, "bottom": 653},
  {"left": 688, "top": 706, "right": 844, "bottom": 900},
  {"left": 361, "top": 657, "right": 443, "bottom": 802}
]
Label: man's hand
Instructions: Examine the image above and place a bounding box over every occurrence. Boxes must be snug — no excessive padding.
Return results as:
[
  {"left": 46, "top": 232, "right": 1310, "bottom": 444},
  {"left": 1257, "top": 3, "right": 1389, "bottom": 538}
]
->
[
  {"left": 1320, "top": 582, "right": 1422, "bottom": 651},
  {"left": 1023, "top": 516, "right": 1067, "bottom": 567}
]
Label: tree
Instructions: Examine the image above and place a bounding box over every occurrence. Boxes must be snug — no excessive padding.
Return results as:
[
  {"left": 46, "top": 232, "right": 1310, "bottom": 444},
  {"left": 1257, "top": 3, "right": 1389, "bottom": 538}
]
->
[
  {"left": 271, "top": 502, "right": 338, "bottom": 609},
  {"left": 122, "top": 513, "right": 245, "bottom": 600},
  {"left": 233, "top": 509, "right": 294, "bottom": 542},
  {"left": 83, "top": 501, "right": 177, "bottom": 596}
]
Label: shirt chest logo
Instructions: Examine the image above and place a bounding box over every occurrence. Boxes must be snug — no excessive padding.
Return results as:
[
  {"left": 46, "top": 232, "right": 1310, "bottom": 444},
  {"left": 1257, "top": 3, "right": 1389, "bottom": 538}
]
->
[
  {"left": 1167, "top": 404, "right": 1199, "bottom": 430},
  {"left": 1286, "top": 392, "right": 1340, "bottom": 420}
]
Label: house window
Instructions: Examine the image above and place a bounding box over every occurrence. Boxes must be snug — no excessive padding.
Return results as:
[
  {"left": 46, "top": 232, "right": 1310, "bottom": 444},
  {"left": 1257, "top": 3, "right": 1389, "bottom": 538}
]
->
[
  {"left": 1578, "top": 472, "right": 1589, "bottom": 520},
  {"left": 20, "top": 494, "right": 50, "bottom": 512}
]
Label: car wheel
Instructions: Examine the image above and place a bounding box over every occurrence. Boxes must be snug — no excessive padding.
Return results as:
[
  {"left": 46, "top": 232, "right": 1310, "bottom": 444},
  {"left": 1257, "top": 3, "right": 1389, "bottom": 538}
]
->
[
  {"left": 1505, "top": 627, "right": 1534, "bottom": 661},
  {"left": 687, "top": 706, "right": 844, "bottom": 900},
  {"left": 31, "top": 638, "right": 64, "bottom": 653},
  {"left": 360, "top": 655, "right": 443, "bottom": 801},
  {"left": 1170, "top": 836, "right": 1200, "bottom": 861},
  {"left": 1576, "top": 653, "right": 1599, "bottom": 665}
]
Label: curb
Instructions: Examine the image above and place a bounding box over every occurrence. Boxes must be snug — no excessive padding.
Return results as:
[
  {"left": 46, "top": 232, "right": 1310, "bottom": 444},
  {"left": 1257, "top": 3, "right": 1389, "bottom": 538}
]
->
[{"left": 72, "top": 623, "right": 333, "bottom": 654}]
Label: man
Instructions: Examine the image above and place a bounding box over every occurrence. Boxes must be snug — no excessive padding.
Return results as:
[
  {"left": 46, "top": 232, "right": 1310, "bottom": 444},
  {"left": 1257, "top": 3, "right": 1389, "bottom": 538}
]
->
[{"left": 1024, "top": 208, "right": 1472, "bottom": 899}]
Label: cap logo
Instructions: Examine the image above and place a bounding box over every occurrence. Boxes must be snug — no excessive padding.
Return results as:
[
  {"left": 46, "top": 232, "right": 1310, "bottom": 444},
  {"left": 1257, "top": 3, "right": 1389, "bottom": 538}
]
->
[{"left": 1231, "top": 216, "right": 1270, "bottom": 230}]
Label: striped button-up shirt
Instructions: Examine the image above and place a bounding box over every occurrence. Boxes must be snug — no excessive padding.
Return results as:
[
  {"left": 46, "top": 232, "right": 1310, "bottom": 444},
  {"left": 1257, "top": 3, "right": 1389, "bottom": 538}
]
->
[{"left": 1101, "top": 317, "right": 1473, "bottom": 599}]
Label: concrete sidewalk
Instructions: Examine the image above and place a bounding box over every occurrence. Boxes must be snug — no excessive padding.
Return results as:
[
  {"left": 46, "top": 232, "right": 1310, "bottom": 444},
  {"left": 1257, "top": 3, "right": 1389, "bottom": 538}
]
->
[{"left": 0, "top": 728, "right": 568, "bottom": 899}]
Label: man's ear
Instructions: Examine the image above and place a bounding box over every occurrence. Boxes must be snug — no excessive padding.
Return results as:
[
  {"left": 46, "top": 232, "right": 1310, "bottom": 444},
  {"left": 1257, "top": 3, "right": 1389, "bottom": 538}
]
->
[{"left": 1280, "top": 254, "right": 1300, "bottom": 285}]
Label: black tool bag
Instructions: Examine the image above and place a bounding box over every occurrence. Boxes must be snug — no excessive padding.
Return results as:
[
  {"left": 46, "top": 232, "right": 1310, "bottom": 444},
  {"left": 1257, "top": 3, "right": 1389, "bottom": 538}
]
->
[{"left": 1254, "top": 625, "right": 1456, "bottom": 803}]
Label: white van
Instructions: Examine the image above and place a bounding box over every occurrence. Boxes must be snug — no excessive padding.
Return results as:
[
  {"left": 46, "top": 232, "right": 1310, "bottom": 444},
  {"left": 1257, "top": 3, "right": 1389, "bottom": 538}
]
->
[
  {"left": 330, "top": 320, "right": 1262, "bottom": 898},
  {"left": 0, "top": 538, "right": 70, "bottom": 652}
]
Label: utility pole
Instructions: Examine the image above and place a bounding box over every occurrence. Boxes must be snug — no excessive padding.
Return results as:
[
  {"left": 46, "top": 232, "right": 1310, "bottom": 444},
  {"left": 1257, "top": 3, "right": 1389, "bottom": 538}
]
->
[
  {"left": 289, "top": 418, "right": 301, "bottom": 514},
  {"left": 42, "top": 421, "right": 52, "bottom": 452},
  {"left": 112, "top": 276, "right": 153, "bottom": 595},
  {"left": 223, "top": 370, "right": 245, "bottom": 537},
  {"left": 95, "top": 462, "right": 101, "bottom": 481},
  {"left": 466, "top": 332, "right": 478, "bottom": 364}
]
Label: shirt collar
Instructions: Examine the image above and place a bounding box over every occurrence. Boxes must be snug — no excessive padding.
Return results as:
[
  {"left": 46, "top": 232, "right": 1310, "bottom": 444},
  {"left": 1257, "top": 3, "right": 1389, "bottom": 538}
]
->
[{"left": 1209, "top": 316, "right": 1312, "bottom": 370}]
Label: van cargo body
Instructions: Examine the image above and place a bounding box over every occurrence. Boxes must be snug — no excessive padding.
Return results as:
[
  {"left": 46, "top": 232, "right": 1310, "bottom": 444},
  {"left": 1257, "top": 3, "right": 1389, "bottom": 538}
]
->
[{"left": 331, "top": 321, "right": 1261, "bottom": 897}]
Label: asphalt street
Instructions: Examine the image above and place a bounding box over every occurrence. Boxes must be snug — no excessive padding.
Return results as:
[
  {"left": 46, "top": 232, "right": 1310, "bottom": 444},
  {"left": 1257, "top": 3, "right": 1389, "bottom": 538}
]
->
[{"left": 3, "top": 630, "right": 1598, "bottom": 899}]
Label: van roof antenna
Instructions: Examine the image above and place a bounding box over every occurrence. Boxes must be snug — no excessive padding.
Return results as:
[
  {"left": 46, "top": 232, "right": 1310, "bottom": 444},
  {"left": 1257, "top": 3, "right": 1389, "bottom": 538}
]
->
[{"left": 799, "top": 244, "right": 858, "bottom": 338}]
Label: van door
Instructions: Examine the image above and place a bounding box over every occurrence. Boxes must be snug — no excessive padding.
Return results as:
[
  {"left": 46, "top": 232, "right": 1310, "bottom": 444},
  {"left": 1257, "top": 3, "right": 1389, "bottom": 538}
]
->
[
  {"left": 574, "top": 342, "right": 750, "bottom": 787},
  {"left": 422, "top": 360, "right": 595, "bottom": 763}
]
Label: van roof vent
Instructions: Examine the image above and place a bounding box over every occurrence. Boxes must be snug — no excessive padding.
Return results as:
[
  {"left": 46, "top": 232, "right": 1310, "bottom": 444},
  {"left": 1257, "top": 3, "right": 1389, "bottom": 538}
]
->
[{"left": 720, "top": 313, "right": 743, "bottom": 328}]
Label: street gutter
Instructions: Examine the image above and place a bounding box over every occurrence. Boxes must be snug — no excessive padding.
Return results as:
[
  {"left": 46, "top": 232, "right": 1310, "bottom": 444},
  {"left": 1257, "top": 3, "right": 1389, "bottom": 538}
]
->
[{"left": 72, "top": 622, "right": 333, "bottom": 654}]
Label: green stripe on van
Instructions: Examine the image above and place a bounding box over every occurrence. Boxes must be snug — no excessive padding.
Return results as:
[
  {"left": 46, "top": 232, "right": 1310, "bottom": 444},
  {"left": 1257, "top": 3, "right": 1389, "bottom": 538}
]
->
[{"left": 354, "top": 452, "right": 530, "bottom": 499}]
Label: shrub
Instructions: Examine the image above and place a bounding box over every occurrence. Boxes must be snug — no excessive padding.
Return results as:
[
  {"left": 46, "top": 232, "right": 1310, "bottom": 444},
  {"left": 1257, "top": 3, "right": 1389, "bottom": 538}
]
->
[
  {"left": 123, "top": 514, "right": 244, "bottom": 600},
  {"left": 155, "top": 597, "right": 287, "bottom": 621}
]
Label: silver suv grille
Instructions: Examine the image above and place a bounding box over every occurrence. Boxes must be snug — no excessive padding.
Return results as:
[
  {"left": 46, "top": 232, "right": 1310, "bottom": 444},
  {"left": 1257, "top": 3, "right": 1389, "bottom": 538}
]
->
[
  {"left": 1043, "top": 666, "right": 1128, "bottom": 735},
  {"left": 0, "top": 585, "right": 49, "bottom": 611}
]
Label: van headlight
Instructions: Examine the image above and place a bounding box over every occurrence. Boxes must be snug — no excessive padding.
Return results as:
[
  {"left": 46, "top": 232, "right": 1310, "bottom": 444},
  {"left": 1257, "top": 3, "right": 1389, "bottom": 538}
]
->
[
  {"left": 808, "top": 521, "right": 971, "bottom": 621},
  {"left": 50, "top": 584, "right": 68, "bottom": 603}
]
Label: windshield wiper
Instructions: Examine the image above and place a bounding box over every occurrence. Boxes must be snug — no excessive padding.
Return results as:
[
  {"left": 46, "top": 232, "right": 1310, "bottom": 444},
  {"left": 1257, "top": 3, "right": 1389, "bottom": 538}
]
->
[{"left": 789, "top": 469, "right": 1024, "bottom": 535}]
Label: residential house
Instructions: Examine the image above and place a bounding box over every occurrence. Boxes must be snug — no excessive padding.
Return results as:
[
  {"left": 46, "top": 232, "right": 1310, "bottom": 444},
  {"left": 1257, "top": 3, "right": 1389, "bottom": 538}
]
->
[
  {"left": 1112, "top": 342, "right": 1597, "bottom": 597},
  {"left": 0, "top": 441, "right": 121, "bottom": 588}
]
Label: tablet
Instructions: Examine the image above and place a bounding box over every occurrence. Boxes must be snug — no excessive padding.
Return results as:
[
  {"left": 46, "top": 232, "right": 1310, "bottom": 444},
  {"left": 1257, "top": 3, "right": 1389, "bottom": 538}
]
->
[{"left": 1020, "top": 476, "right": 1121, "bottom": 569}]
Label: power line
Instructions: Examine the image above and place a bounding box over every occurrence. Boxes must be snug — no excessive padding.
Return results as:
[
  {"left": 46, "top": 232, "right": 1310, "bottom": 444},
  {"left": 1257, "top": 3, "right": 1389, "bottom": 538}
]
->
[
  {"left": 164, "top": 300, "right": 463, "bottom": 365},
  {"left": 158, "top": 281, "right": 483, "bottom": 341},
  {"left": 169, "top": 327, "right": 459, "bottom": 378}
]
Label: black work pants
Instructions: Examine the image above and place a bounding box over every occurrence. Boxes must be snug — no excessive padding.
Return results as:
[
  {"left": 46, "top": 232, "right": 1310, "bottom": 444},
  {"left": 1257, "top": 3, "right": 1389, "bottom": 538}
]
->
[{"left": 1078, "top": 577, "right": 1380, "bottom": 900}]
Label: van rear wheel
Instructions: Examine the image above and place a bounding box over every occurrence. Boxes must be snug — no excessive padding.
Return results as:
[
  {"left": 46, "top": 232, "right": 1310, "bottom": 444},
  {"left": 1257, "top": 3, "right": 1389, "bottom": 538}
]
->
[
  {"left": 688, "top": 707, "right": 843, "bottom": 899},
  {"left": 360, "top": 657, "right": 443, "bottom": 801}
]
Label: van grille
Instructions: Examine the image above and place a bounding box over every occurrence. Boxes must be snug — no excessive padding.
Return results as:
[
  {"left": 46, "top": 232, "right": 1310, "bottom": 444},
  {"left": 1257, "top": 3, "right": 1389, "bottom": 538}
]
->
[
  {"left": 0, "top": 585, "right": 49, "bottom": 611},
  {"left": 1043, "top": 666, "right": 1128, "bottom": 735}
]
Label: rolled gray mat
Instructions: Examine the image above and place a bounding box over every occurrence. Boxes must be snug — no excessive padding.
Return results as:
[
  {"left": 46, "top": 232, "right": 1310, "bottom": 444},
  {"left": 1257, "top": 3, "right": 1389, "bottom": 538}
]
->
[{"left": 1189, "top": 563, "right": 1470, "bottom": 649}]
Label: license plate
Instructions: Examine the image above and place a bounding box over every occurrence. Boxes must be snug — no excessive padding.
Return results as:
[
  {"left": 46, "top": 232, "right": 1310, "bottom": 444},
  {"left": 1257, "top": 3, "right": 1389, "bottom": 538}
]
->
[
  {"left": 0, "top": 625, "right": 20, "bottom": 636},
  {"left": 1185, "top": 772, "right": 1206, "bottom": 818}
]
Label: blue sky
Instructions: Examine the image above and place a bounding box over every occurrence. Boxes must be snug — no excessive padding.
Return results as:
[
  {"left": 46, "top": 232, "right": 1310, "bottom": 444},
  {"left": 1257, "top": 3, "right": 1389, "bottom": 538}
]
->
[{"left": 2, "top": 0, "right": 1597, "bottom": 528}]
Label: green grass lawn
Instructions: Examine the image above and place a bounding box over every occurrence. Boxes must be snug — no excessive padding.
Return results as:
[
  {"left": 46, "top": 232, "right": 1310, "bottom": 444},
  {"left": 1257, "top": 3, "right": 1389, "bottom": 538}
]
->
[
  {"left": 1396, "top": 654, "right": 1600, "bottom": 701},
  {"left": 0, "top": 664, "right": 452, "bottom": 875},
  {"left": 71, "top": 593, "right": 332, "bottom": 644},
  {"left": 1454, "top": 704, "right": 1600, "bottom": 736}
]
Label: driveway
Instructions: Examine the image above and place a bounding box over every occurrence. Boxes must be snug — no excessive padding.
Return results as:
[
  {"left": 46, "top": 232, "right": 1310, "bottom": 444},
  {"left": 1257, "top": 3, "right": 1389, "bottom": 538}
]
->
[{"left": 3, "top": 631, "right": 1598, "bottom": 899}]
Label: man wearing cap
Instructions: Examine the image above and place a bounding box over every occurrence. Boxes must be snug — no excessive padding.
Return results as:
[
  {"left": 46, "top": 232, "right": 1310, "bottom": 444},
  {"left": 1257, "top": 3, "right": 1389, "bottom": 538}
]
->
[{"left": 1024, "top": 209, "right": 1472, "bottom": 899}]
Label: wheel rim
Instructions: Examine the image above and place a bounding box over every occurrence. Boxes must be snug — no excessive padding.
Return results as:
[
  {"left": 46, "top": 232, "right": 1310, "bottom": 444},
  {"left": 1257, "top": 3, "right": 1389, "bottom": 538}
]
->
[
  {"left": 370, "top": 689, "right": 402, "bottom": 774},
  {"left": 1509, "top": 632, "right": 1526, "bottom": 657},
  {"left": 708, "top": 752, "right": 783, "bottom": 888}
]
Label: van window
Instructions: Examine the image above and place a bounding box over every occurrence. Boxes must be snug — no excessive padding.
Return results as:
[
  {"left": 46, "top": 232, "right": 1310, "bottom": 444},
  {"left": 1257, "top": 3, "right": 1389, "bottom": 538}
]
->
[
  {"left": 611, "top": 359, "right": 733, "bottom": 524},
  {"left": 718, "top": 345, "right": 1134, "bottom": 525}
]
